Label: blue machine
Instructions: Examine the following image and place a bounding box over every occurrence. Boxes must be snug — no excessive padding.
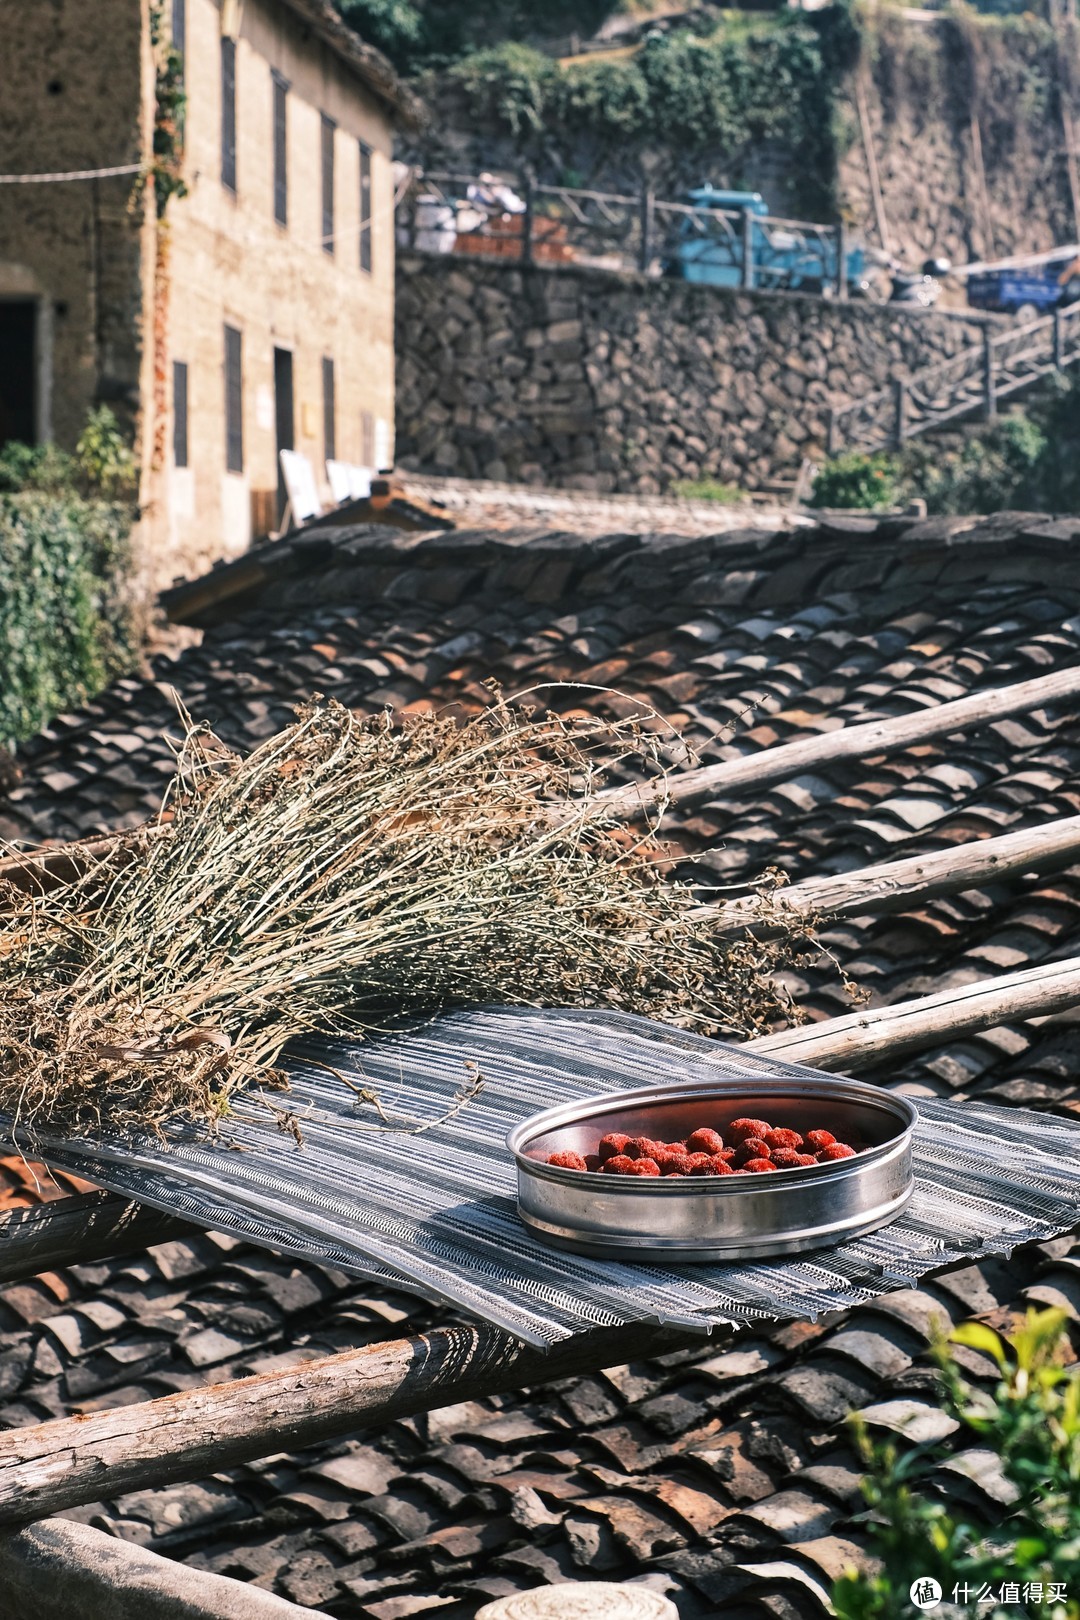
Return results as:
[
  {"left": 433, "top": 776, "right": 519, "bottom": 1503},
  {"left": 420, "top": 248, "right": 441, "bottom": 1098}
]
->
[
  {"left": 664, "top": 186, "right": 865, "bottom": 293},
  {"left": 966, "top": 254, "right": 1080, "bottom": 316}
]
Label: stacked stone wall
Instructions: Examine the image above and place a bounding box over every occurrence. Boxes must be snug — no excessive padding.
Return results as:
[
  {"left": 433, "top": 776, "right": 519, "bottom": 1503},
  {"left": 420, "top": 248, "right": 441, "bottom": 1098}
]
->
[{"left": 395, "top": 254, "right": 994, "bottom": 493}]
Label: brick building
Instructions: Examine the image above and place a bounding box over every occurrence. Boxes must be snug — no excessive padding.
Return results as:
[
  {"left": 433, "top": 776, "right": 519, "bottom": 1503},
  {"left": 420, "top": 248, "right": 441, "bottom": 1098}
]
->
[{"left": 0, "top": 0, "right": 414, "bottom": 587}]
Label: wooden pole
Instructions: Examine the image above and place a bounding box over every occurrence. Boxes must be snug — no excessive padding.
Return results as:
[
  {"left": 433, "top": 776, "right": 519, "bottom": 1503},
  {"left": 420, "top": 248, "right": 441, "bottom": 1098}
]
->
[
  {"left": 700, "top": 812, "right": 1080, "bottom": 933},
  {"left": 855, "top": 69, "right": 893, "bottom": 257},
  {"left": 0, "top": 1318, "right": 696, "bottom": 1528},
  {"left": 0, "top": 1192, "right": 199, "bottom": 1286},
  {"left": 969, "top": 112, "right": 996, "bottom": 263},
  {"left": 600, "top": 661, "right": 1080, "bottom": 815},
  {"left": 752, "top": 953, "right": 1080, "bottom": 1069}
]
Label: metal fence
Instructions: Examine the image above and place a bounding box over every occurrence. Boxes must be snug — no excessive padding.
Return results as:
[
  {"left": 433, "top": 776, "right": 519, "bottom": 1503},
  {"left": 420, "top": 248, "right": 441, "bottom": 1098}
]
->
[
  {"left": 398, "top": 170, "right": 853, "bottom": 297},
  {"left": 827, "top": 301, "right": 1080, "bottom": 456}
]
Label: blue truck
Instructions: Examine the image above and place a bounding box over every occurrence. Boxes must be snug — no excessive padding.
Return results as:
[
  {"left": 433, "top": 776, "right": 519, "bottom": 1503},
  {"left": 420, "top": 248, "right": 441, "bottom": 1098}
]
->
[
  {"left": 663, "top": 186, "right": 866, "bottom": 295},
  {"left": 965, "top": 251, "right": 1080, "bottom": 317}
]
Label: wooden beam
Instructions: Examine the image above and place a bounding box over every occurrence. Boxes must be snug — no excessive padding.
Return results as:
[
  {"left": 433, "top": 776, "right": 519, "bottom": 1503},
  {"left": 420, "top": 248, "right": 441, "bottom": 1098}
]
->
[
  {"left": 0, "top": 1318, "right": 700, "bottom": 1528},
  {"left": 701, "top": 813, "right": 1080, "bottom": 933},
  {"left": 752, "top": 953, "right": 1080, "bottom": 1069},
  {"left": 603, "top": 662, "right": 1080, "bottom": 815},
  {"left": 0, "top": 1192, "right": 200, "bottom": 1285}
]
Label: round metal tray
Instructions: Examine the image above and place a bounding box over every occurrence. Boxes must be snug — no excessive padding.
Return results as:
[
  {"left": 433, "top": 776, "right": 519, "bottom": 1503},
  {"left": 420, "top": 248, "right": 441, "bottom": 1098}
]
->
[{"left": 508, "top": 1077, "right": 917, "bottom": 1261}]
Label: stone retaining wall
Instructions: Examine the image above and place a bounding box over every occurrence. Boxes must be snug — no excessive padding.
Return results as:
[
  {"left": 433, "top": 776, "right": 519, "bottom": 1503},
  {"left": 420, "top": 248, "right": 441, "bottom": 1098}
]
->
[{"left": 395, "top": 253, "right": 994, "bottom": 494}]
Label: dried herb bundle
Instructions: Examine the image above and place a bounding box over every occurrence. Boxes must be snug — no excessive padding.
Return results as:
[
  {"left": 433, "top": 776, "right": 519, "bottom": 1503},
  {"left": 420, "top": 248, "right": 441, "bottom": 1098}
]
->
[{"left": 0, "top": 696, "right": 809, "bottom": 1136}]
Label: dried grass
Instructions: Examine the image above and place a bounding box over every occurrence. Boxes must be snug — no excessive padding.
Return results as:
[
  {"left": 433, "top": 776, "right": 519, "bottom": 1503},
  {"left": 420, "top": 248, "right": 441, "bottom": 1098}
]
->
[{"left": 0, "top": 694, "right": 813, "bottom": 1137}]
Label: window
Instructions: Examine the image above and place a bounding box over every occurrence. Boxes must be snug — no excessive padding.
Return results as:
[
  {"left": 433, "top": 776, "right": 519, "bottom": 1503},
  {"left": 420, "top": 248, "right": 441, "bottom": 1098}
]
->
[
  {"left": 358, "top": 141, "right": 372, "bottom": 273},
  {"left": 360, "top": 409, "right": 374, "bottom": 468},
  {"left": 224, "top": 324, "right": 243, "bottom": 472},
  {"left": 221, "top": 36, "right": 237, "bottom": 192},
  {"left": 272, "top": 72, "right": 288, "bottom": 225},
  {"left": 322, "top": 358, "right": 336, "bottom": 464},
  {"left": 321, "top": 114, "right": 335, "bottom": 254},
  {"left": 173, "top": 360, "right": 188, "bottom": 468},
  {"left": 172, "top": 0, "right": 185, "bottom": 59}
]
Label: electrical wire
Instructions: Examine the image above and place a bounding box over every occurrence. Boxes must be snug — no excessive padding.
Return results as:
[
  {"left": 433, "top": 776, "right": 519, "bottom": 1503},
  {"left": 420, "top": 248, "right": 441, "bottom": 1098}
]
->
[{"left": 0, "top": 163, "right": 142, "bottom": 185}]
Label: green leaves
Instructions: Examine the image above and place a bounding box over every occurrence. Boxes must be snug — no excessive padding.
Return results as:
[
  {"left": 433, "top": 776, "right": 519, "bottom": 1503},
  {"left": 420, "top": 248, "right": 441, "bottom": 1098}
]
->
[
  {"left": 834, "top": 1308, "right": 1080, "bottom": 1620},
  {"left": 0, "top": 492, "right": 133, "bottom": 750}
]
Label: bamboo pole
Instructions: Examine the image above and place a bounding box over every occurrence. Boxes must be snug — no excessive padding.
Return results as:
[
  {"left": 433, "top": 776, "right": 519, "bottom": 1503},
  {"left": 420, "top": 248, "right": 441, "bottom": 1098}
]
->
[
  {"left": 602, "top": 662, "right": 1080, "bottom": 815},
  {"left": 856, "top": 68, "right": 893, "bottom": 256},
  {"left": 701, "top": 812, "right": 1080, "bottom": 932}
]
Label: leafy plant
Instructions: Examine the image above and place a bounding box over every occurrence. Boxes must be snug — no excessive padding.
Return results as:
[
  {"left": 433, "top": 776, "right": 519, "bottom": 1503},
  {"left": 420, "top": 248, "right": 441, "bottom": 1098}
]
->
[
  {"left": 810, "top": 451, "right": 901, "bottom": 510},
  {"left": 834, "top": 1308, "right": 1080, "bottom": 1620},
  {"left": 75, "top": 407, "right": 139, "bottom": 502},
  {"left": 0, "top": 493, "right": 133, "bottom": 750},
  {"left": 148, "top": 3, "right": 187, "bottom": 218}
]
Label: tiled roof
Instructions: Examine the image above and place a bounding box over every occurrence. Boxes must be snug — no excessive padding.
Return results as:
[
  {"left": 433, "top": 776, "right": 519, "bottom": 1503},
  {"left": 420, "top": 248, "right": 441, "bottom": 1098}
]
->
[
  {"left": 4, "top": 510, "right": 1080, "bottom": 1614},
  {"left": 276, "top": 0, "right": 423, "bottom": 126}
]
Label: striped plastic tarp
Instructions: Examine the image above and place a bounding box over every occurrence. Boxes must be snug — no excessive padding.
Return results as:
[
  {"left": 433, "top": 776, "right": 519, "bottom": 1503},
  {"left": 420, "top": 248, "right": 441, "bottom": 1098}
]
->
[{"left": 9, "top": 1007, "right": 1080, "bottom": 1347}]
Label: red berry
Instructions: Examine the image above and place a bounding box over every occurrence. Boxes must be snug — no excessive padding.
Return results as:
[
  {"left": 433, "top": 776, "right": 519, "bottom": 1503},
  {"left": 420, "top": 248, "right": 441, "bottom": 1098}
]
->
[
  {"left": 598, "top": 1133, "right": 631, "bottom": 1162},
  {"left": 685, "top": 1153, "right": 718, "bottom": 1175},
  {"left": 762, "top": 1127, "right": 803, "bottom": 1151},
  {"left": 625, "top": 1136, "right": 665, "bottom": 1161},
  {"left": 806, "top": 1130, "right": 836, "bottom": 1151},
  {"left": 744, "top": 1158, "right": 776, "bottom": 1173},
  {"left": 769, "top": 1148, "right": 804, "bottom": 1169},
  {"left": 793, "top": 1153, "right": 818, "bottom": 1167},
  {"left": 728, "top": 1118, "right": 772, "bottom": 1145},
  {"left": 584, "top": 1154, "right": 601, "bottom": 1172},
  {"left": 818, "top": 1143, "right": 856, "bottom": 1161},
  {"left": 733, "top": 1137, "right": 772, "bottom": 1167},
  {"left": 659, "top": 1152, "right": 695, "bottom": 1175},
  {"left": 706, "top": 1155, "right": 734, "bottom": 1175},
  {"left": 686, "top": 1128, "right": 725, "bottom": 1156},
  {"left": 624, "top": 1157, "right": 660, "bottom": 1176},
  {"left": 547, "top": 1150, "right": 587, "bottom": 1171},
  {"left": 601, "top": 1154, "right": 636, "bottom": 1174}
]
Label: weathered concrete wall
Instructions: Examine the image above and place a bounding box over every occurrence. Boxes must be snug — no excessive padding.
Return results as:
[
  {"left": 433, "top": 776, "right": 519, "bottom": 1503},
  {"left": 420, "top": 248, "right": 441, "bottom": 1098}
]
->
[
  {"left": 395, "top": 254, "right": 993, "bottom": 493},
  {"left": 0, "top": 0, "right": 148, "bottom": 448}
]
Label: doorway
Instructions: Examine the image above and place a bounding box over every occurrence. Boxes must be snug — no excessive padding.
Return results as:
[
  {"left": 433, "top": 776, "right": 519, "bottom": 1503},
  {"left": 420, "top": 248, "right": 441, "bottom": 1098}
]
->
[
  {"left": 0, "top": 301, "right": 36, "bottom": 449},
  {"left": 273, "top": 346, "right": 294, "bottom": 523}
]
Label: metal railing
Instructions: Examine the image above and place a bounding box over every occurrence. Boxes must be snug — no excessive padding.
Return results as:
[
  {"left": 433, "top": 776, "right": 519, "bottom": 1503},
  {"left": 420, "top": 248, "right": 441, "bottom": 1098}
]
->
[
  {"left": 827, "top": 301, "right": 1080, "bottom": 456},
  {"left": 397, "top": 170, "right": 851, "bottom": 295}
]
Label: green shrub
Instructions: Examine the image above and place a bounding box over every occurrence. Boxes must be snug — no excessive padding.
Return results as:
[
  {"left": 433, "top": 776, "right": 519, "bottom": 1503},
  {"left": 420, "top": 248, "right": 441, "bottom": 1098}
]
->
[
  {"left": 907, "top": 414, "right": 1047, "bottom": 515},
  {"left": 834, "top": 1308, "right": 1080, "bottom": 1620},
  {"left": 447, "top": 6, "right": 860, "bottom": 208},
  {"left": 810, "top": 451, "right": 901, "bottom": 510},
  {"left": 0, "top": 493, "right": 133, "bottom": 749}
]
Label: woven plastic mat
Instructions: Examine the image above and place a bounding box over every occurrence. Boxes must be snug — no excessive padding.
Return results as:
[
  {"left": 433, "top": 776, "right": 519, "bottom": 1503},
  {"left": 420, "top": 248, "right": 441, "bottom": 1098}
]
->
[{"left": 8, "top": 1007, "right": 1080, "bottom": 1347}]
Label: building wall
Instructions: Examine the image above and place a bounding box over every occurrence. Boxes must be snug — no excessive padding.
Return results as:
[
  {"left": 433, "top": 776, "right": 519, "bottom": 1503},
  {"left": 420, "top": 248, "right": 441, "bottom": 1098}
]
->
[
  {"left": 395, "top": 253, "right": 995, "bottom": 494},
  {"left": 152, "top": 0, "right": 396, "bottom": 585},
  {"left": 0, "top": 0, "right": 149, "bottom": 451}
]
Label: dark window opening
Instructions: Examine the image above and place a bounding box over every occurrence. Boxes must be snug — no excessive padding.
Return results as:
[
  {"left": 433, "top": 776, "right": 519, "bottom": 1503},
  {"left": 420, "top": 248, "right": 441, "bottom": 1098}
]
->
[
  {"left": 221, "top": 36, "right": 237, "bottom": 192},
  {"left": 321, "top": 114, "right": 335, "bottom": 254},
  {"left": 47, "top": 79, "right": 63, "bottom": 96},
  {"left": 224, "top": 324, "right": 243, "bottom": 472},
  {"left": 358, "top": 141, "right": 372, "bottom": 273},
  {"left": 172, "top": 0, "right": 185, "bottom": 58},
  {"left": 0, "top": 302, "right": 37, "bottom": 450},
  {"left": 322, "top": 357, "right": 336, "bottom": 464},
  {"left": 273, "top": 346, "right": 294, "bottom": 522},
  {"left": 272, "top": 72, "right": 288, "bottom": 226},
  {"left": 173, "top": 360, "right": 189, "bottom": 468},
  {"left": 360, "top": 409, "right": 374, "bottom": 468}
]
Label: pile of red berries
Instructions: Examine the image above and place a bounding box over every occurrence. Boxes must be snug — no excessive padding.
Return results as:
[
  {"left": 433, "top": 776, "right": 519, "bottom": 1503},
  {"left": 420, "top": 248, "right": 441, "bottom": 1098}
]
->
[{"left": 545, "top": 1117, "right": 859, "bottom": 1177}]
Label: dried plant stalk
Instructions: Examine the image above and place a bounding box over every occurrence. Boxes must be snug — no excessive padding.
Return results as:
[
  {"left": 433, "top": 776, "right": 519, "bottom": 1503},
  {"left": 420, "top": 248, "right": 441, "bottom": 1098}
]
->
[{"left": 0, "top": 695, "right": 811, "bottom": 1136}]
